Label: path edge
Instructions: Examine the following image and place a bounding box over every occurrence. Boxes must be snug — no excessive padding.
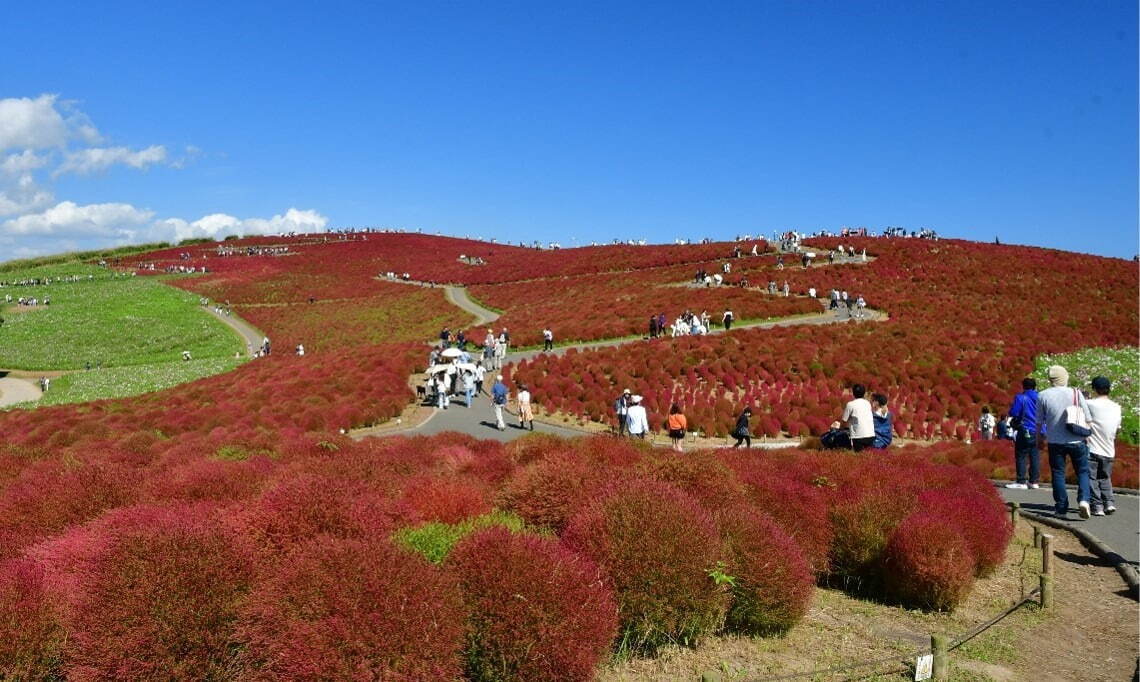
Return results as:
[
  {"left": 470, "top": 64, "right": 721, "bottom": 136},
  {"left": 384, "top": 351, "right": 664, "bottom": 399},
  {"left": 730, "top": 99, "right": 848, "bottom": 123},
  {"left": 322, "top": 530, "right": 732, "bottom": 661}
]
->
[{"left": 1017, "top": 508, "right": 1139, "bottom": 600}]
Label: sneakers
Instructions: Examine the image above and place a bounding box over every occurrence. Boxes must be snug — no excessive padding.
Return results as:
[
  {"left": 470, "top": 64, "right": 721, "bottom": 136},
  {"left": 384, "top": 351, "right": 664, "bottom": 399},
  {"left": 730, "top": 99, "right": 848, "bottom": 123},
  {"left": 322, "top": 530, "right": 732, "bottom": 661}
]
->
[
  {"left": 1078, "top": 500, "right": 1091, "bottom": 519},
  {"left": 1106, "top": 505, "right": 1116, "bottom": 515},
  {"left": 1005, "top": 482, "right": 1028, "bottom": 489},
  {"left": 1029, "top": 483, "right": 1041, "bottom": 489},
  {"left": 1092, "top": 508, "right": 1106, "bottom": 516}
]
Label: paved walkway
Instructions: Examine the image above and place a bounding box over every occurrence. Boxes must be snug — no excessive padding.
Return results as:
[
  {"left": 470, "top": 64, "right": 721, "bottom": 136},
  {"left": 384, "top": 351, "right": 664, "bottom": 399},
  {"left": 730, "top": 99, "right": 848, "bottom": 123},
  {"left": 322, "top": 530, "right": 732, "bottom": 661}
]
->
[
  {"left": 997, "top": 484, "right": 1138, "bottom": 565},
  {"left": 0, "top": 376, "right": 42, "bottom": 407},
  {"left": 445, "top": 286, "right": 500, "bottom": 327},
  {"left": 205, "top": 307, "right": 264, "bottom": 357}
]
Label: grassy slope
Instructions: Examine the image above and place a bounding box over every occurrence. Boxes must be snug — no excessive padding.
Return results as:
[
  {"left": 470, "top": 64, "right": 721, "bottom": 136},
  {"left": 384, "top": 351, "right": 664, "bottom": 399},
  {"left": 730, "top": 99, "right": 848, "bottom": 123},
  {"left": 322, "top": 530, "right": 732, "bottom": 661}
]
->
[
  {"left": 0, "top": 264, "right": 240, "bottom": 370},
  {"left": 19, "top": 357, "right": 243, "bottom": 408}
]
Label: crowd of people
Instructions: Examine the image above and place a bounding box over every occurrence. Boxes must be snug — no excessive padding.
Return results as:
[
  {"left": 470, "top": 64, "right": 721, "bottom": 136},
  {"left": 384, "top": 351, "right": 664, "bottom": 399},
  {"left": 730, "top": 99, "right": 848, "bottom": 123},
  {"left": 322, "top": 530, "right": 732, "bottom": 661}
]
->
[{"left": 1000, "top": 368, "right": 1122, "bottom": 519}]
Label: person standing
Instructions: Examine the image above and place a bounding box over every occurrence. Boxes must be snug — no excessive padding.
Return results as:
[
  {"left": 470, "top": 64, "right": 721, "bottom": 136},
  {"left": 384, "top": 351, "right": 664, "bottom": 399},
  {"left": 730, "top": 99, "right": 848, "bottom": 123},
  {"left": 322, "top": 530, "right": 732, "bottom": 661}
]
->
[
  {"left": 722, "top": 309, "right": 734, "bottom": 331},
  {"left": 731, "top": 407, "right": 753, "bottom": 448},
  {"left": 978, "top": 407, "right": 996, "bottom": 440},
  {"left": 649, "top": 315, "right": 658, "bottom": 339},
  {"left": 474, "top": 360, "right": 486, "bottom": 396},
  {"left": 1006, "top": 378, "right": 1041, "bottom": 489},
  {"left": 666, "top": 403, "right": 688, "bottom": 452},
  {"left": 491, "top": 375, "right": 508, "bottom": 431},
  {"left": 542, "top": 328, "right": 554, "bottom": 352},
  {"left": 435, "top": 372, "right": 450, "bottom": 409},
  {"left": 657, "top": 313, "right": 666, "bottom": 336},
  {"left": 462, "top": 371, "right": 476, "bottom": 408},
  {"left": 516, "top": 383, "right": 535, "bottom": 430},
  {"left": 1036, "top": 365, "right": 1092, "bottom": 518},
  {"left": 626, "top": 395, "right": 649, "bottom": 439},
  {"left": 1086, "top": 376, "right": 1121, "bottom": 516},
  {"left": 614, "top": 389, "right": 631, "bottom": 436},
  {"left": 493, "top": 337, "right": 506, "bottom": 370},
  {"left": 840, "top": 384, "right": 875, "bottom": 452}
]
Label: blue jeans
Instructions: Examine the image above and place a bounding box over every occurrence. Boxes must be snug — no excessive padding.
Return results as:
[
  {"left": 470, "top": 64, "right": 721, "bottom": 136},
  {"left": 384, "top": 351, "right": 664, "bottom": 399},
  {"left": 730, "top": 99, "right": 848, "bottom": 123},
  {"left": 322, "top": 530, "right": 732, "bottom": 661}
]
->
[
  {"left": 1014, "top": 428, "right": 1039, "bottom": 483},
  {"left": 1047, "top": 442, "right": 1091, "bottom": 514}
]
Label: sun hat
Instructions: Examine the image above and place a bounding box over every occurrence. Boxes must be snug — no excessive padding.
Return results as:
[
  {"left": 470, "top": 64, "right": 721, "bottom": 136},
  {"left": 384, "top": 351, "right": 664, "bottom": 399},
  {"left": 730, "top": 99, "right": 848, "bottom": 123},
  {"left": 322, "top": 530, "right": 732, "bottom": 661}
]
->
[
  {"left": 1046, "top": 365, "right": 1069, "bottom": 387},
  {"left": 623, "top": 388, "right": 631, "bottom": 394},
  {"left": 496, "top": 374, "right": 503, "bottom": 381},
  {"left": 631, "top": 395, "right": 643, "bottom": 404}
]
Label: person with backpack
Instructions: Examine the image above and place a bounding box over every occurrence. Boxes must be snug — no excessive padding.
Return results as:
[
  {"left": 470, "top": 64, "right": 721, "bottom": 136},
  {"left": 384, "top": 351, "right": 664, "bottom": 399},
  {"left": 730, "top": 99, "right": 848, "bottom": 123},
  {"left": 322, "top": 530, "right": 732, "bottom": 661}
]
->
[
  {"left": 491, "top": 375, "right": 508, "bottom": 431},
  {"left": 978, "top": 406, "right": 996, "bottom": 440},
  {"left": 731, "top": 407, "right": 753, "bottom": 448}
]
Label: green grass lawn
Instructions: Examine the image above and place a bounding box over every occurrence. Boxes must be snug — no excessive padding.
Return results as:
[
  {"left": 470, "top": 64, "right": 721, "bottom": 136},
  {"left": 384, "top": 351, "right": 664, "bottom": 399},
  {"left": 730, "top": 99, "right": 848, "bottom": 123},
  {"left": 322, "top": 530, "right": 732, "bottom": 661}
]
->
[
  {"left": 0, "top": 263, "right": 241, "bottom": 370},
  {"left": 1034, "top": 346, "right": 1139, "bottom": 444},
  {"left": 15, "top": 357, "right": 242, "bottom": 408}
]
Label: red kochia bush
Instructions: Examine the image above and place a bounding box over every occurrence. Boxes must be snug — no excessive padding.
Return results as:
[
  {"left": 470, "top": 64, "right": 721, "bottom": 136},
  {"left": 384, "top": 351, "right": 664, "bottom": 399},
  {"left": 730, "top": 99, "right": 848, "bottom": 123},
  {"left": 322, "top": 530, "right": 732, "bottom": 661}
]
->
[
  {"left": 238, "top": 536, "right": 465, "bottom": 680},
  {"left": 716, "top": 505, "right": 814, "bottom": 636},
  {"left": 638, "top": 452, "right": 747, "bottom": 512},
  {"left": 0, "top": 558, "right": 64, "bottom": 680},
  {"left": 916, "top": 489, "right": 1011, "bottom": 576},
  {"left": 496, "top": 450, "right": 609, "bottom": 532},
  {"left": 884, "top": 512, "right": 976, "bottom": 611},
  {"left": 562, "top": 478, "right": 728, "bottom": 652},
  {"left": 396, "top": 476, "right": 492, "bottom": 524},
  {"left": 828, "top": 487, "right": 914, "bottom": 583},
  {"left": 447, "top": 527, "right": 619, "bottom": 682},
  {"left": 64, "top": 504, "right": 256, "bottom": 680}
]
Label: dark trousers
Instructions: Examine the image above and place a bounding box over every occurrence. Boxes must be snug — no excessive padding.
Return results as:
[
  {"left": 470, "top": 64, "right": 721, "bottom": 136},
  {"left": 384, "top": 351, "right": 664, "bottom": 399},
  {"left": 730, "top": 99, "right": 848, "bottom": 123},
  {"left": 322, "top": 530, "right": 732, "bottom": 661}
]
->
[
  {"left": 733, "top": 435, "right": 750, "bottom": 448},
  {"left": 1014, "top": 428, "right": 1040, "bottom": 483},
  {"left": 851, "top": 436, "right": 874, "bottom": 452},
  {"left": 543, "top": 339, "right": 553, "bottom": 351}
]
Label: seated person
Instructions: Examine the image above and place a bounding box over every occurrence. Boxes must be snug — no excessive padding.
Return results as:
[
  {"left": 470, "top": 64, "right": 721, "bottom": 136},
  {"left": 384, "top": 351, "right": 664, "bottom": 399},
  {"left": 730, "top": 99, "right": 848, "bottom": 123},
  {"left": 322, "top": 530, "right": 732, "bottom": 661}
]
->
[{"left": 871, "top": 393, "right": 892, "bottom": 449}]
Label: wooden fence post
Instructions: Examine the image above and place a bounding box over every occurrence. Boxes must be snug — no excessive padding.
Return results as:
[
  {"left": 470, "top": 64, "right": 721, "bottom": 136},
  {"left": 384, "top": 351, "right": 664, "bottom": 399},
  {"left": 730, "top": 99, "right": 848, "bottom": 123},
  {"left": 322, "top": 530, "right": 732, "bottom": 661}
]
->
[
  {"left": 931, "top": 633, "right": 949, "bottom": 679},
  {"left": 1042, "top": 534, "right": 1054, "bottom": 577},
  {"left": 1009, "top": 501, "right": 1020, "bottom": 529},
  {"left": 1033, "top": 525, "right": 1042, "bottom": 548}
]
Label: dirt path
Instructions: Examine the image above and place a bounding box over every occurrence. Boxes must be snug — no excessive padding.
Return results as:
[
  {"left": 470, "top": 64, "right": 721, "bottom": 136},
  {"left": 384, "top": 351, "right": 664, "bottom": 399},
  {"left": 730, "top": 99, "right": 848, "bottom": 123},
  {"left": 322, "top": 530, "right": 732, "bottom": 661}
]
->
[{"left": 0, "top": 376, "right": 42, "bottom": 407}]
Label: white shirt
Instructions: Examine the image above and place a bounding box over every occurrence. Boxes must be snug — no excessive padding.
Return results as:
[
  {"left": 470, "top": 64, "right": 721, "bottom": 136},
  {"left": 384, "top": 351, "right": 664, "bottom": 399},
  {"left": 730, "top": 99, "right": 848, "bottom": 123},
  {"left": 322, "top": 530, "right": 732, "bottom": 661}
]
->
[
  {"left": 626, "top": 404, "right": 649, "bottom": 435},
  {"left": 517, "top": 389, "right": 531, "bottom": 407},
  {"left": 1087, "top": 396, "right": 1122, "bottom": 458},
  {"left": 842, "top": 397, "right": 875, "bottom": 439},
  {"left": 474, "top": 365, "right": 485, "bottom": 381}
]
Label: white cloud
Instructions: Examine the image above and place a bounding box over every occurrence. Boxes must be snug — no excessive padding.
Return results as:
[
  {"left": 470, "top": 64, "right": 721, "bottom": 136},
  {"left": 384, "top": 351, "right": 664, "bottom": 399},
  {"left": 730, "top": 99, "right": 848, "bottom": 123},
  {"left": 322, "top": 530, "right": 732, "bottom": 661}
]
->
[
  {"left": 0, "top": 174, "right": 54, "bottom": 217},
  {"left": 55, "top": 145, "right": 168, "bottom": 176},
  {"left": 2, "top": 202, "right": 328, "bottom": 257},
  {"left": 2, "top": 201, "right": 154, "bottom": 239},
  {"left": 1, "top": 150, "right": 49, "bottom": 176},
  {"left": 0, "top": 95, "right": 72, "bottom": 151},
  {"left": 154, "top": 207, "right": 328, "bottom": 242}
]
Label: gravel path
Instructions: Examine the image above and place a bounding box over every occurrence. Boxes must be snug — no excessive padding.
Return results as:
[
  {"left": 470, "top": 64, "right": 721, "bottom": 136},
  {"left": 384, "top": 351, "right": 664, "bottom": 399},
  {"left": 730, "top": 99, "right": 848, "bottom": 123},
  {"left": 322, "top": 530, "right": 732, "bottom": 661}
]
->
[
  {"left": 0, "top": 376, "right": 42, "bottom": 407},
  {"left": 205, "top": 307, "right": 265, "bottom": 357}
]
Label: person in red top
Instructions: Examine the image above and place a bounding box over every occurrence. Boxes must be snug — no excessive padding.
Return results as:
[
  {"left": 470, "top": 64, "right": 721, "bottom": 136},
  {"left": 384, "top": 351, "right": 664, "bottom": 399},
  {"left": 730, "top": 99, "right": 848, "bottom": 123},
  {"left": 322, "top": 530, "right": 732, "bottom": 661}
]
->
[{"left": 666, "top": 403, "right": 688, "bottom": 452}]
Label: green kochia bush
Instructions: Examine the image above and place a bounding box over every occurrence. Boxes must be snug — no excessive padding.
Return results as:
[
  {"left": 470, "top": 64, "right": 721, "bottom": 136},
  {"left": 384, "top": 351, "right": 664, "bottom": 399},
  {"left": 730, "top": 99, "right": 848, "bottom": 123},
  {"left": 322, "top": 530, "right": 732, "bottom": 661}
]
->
[
  {"left": 562, "top": 478, "right": 729, "bottom": 653},
  {"left": 447, "top": 527, "right": 619, "bottom": 682},
  {"left": 393, "top": 510, "right": 530, "bottom": 564}
]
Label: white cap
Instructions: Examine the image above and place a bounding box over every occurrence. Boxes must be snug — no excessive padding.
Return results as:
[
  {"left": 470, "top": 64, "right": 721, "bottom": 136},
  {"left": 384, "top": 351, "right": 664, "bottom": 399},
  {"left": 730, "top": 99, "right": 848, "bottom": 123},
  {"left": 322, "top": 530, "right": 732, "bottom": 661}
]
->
[{"left": 496, "top": 375, "right": 503, "bottom": 381}]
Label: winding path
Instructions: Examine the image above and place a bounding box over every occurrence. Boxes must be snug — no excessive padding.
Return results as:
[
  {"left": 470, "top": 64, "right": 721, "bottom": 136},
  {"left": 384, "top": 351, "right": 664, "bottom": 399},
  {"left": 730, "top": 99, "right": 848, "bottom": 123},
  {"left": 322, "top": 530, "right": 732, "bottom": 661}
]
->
[
  {"left": 205, "top": 307, "right": 265, "bottom": 357},
  {"left": 0, "top": 376, "right": 42, "bottom": 407}
]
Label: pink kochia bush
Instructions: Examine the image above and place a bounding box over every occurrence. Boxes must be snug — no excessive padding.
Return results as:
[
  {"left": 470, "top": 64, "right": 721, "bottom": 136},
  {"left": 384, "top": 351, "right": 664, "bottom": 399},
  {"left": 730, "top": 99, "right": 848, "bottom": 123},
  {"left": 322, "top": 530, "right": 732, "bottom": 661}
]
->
[
  {"left": 883, "top": 513, "right": 976, "bottom": 611},
  {"left": 715, "top": 504, "right": 815, "bottom": 636},
  {"left": 447, "top": 527, "right": 619, "bottom": 682},
  {"left": 0, "top": 558, "right": 64, "bottom": 680},
  {"left": 562, "top": 478, "right": 729, "bottom": 653},
  {"left": 238, "top": 535, "right": 466, "bottom": 680},
  {"left": 63, "top": 504, "right": 256, "bottom": 680}
]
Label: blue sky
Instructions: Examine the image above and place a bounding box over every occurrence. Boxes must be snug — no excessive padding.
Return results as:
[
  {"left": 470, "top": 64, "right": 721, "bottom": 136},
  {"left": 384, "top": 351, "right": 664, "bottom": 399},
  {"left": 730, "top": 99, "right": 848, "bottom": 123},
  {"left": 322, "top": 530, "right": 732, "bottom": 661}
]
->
[{"left": 1, "top": 1, "right": 1136, "bottom": 258}]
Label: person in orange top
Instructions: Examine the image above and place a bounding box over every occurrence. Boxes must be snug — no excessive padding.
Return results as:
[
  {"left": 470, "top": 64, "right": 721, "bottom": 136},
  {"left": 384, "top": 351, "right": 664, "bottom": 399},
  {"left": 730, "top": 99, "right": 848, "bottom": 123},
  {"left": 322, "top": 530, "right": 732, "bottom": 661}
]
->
[{"left": 666, "top": 403, "right": 688, "bottom": 452}]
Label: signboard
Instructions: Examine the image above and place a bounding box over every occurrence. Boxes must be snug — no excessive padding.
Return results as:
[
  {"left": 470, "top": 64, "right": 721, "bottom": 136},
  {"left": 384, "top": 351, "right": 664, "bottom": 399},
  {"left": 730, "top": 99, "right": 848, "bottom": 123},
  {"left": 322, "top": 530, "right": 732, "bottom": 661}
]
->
[{"left": 914, "top": 653, "right": 933, "bottom": 681}]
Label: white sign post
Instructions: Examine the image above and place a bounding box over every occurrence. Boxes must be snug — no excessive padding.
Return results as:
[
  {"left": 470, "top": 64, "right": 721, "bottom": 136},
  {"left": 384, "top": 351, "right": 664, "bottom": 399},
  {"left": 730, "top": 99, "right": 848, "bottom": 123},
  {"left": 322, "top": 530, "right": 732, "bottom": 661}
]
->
[{"left": 914, "top": 653, "right": 933, "bottom": 681}]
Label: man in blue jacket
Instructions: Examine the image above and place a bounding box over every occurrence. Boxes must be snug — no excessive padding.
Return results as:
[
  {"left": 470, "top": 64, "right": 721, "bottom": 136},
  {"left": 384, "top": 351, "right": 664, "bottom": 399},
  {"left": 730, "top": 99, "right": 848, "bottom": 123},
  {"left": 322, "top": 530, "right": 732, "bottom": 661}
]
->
[
  {"left": 1006, "top": 377, "right": 1040, "bottom": 489},
  {"left": 491, "top": 375, "right": 508, "bottom": 431}
]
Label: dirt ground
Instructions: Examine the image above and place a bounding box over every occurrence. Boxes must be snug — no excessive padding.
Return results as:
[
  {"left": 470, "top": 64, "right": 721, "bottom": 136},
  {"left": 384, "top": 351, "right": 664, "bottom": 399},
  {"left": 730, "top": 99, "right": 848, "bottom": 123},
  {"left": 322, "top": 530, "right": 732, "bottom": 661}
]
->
[{"left": 599, "top": 521, "right": 1138, "bottom": 682}]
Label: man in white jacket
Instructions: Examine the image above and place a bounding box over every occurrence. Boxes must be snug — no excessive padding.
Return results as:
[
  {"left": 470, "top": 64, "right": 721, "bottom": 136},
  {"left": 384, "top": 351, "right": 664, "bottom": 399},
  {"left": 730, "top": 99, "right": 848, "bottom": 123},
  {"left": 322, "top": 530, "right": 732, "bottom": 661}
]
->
[
  {"left": 1086, "top": 376, "right": 1122, "bottom": 516},
  {"left": 626, "top": 395, "right": 650, "bottom": 439}
]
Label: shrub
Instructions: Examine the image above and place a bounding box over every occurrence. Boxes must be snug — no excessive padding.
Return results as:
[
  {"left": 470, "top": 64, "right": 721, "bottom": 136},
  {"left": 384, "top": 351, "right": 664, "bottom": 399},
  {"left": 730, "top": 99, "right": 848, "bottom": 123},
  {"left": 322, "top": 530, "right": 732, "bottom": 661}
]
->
[
  {"left": 495, "top": 450, "right": 608, "bottom": 532},
  {"left": 239, "top": 535, "right": 464, "bottom": 679},
  {"left": 64, "top": 504, "right": 256, "bottom": 680},
  {"left": 393, "top": 510, "right": 530, "bottom": 564},
  {"left": 884, "top": 512, "right": 976, "bottom": 611},
  {"left": 447, "top": 527, "right": 619, "bottom": 681},
  {"left": 637, "top": 451, "right": 747, "bottom": 512},
  {"left": 916, "top": 489, "right": 1011, "bottom": 576},
  {"left": 395, "top": 476, "right": 492, "bottom": 524},
  {"left": 828, "top": 487, "right": 913, "bottom": 584},
  {"left": 0, "top": 558, "right": 64, "bottom": 680},
  {"left": 715, "top": 505, "right": 814, "bottom": 636},
  {"left": 562, "top": 478, "right": 728, "bottom": 653}
]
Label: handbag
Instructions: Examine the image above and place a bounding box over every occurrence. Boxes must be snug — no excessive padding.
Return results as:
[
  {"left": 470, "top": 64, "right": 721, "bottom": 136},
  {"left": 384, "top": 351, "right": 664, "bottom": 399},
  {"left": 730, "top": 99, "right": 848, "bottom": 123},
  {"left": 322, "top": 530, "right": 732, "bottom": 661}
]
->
[{"left": 1063, "top": 389, "right": 1092, "bottom": 438}]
